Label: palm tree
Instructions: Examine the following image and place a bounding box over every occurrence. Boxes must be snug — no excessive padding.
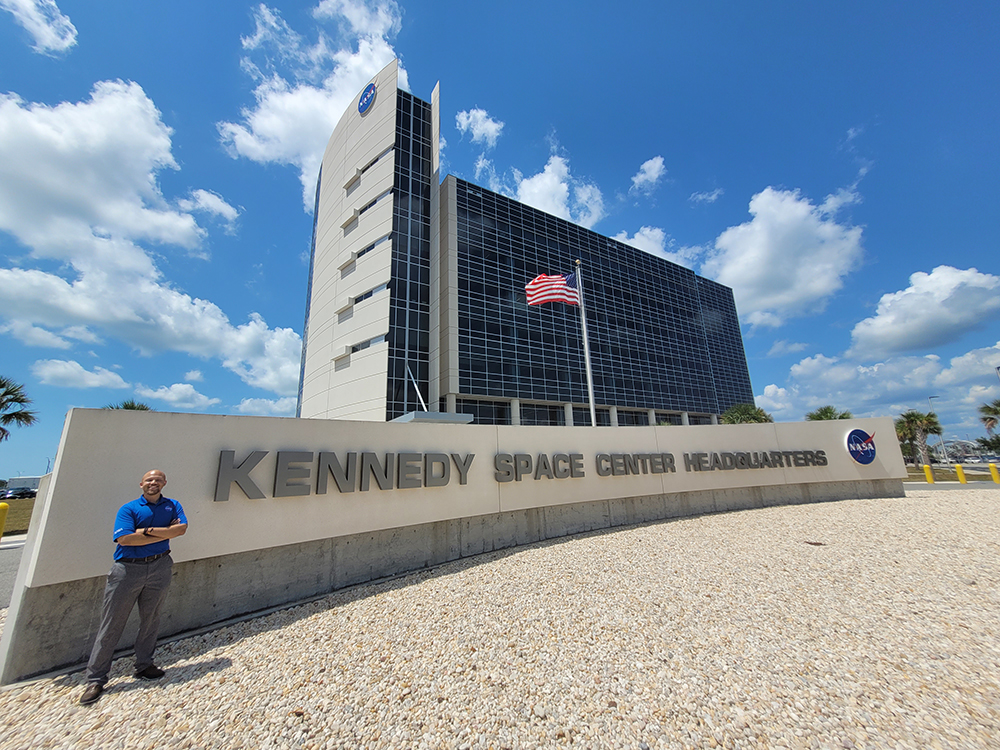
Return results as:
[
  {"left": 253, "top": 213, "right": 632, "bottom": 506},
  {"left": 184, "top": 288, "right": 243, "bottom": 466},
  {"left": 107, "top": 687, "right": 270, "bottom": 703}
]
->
[
  {"left": 979, "top": 398, "right": 1000, "bottom": 435},
  {"left": 720, "top": 403, "right": 774, "bottom": 424},
  {"left": 0, "top": 376, "right": 38, "bottom": 443},
  {"left": 805, "top": 405, "right": 853, "bottom": 420},
  {"left": 976, "top": 435, "right": 1000, "bottom": 453},
  {"left": 896, "top": 410, "right": 943, "bottom": 466},
  {"left": 895, "top": 416, "right": 917, "bottom": 465},
  {"left": 103, "top": 399, "right": 153, "bottom": 410}
]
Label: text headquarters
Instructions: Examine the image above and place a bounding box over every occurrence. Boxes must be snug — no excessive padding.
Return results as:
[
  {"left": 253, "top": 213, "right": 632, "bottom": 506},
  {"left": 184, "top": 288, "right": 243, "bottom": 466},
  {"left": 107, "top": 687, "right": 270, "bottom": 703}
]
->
[{"left": 215, "top": 447, "right": 831, "bottom": 500}]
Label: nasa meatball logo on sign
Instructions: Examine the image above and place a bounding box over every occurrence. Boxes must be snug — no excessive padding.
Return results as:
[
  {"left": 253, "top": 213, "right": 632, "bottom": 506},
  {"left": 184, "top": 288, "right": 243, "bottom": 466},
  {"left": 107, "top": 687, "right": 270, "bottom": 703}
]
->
[
  {"left": 847, "top": 429, "right": 877, "bottom": 465},
  {"left": 358, "top": 82, "right": 377, "bottom": 115}
]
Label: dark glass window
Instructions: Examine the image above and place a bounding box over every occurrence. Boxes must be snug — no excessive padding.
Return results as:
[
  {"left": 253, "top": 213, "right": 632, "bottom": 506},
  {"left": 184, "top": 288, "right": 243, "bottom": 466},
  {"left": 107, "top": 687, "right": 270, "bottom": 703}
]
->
[
  {"left": 450, "top": 178, "right": 753, "bottom": 418},
  {"left": 378, "top": 94, "right": 752, "bottom": 425},
  {"left": 385, "top": 90, "right": 434, "bottom": 420}
]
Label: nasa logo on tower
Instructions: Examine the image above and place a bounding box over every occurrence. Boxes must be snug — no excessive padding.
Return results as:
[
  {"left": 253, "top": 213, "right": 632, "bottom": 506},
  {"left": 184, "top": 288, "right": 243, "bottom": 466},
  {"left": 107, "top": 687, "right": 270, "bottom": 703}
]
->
[
  {"left": 358, "top": 83, "right": 377, "bottom": 115},
  {"left": 846, "top": 429, "right": 877, "bottom": 465}
]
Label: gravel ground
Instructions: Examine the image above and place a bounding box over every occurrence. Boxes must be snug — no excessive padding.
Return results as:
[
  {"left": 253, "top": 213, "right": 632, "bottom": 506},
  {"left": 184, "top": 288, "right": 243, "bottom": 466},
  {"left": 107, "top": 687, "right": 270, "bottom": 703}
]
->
[{"left": 0, "top": 488, "right": 997, "bottom": 750}]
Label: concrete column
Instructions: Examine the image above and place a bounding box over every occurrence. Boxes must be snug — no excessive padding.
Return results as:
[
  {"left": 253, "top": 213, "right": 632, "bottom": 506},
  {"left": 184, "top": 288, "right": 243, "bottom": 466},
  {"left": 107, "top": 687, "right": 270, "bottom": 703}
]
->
[
  {"left": 511, "top": 399, "right": 521, "bottom": 426},
  {"left": 711, "top": 414, "right": 719, "bottom": 425},
  {"left": 681, "top": 412, "right": 690, "bottom": 426},
  {"left": 446, "top": 393, "right": 456, "bottom": 413},
  {"left": 564, "top": 403, "right": 574, "bottom": 427},
  {"left": 609, "top": 406, "right": 619, "bottom": 427},
  {"left": 648, "top": 409, "right": 657, "bottom": 426}
]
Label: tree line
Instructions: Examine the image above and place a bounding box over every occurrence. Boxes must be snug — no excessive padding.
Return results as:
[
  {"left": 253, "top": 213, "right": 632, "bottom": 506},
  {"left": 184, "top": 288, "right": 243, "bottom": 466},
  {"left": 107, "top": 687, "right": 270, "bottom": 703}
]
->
[{"left": 720, "top": 399, "right": 1000, "bottom": 466}]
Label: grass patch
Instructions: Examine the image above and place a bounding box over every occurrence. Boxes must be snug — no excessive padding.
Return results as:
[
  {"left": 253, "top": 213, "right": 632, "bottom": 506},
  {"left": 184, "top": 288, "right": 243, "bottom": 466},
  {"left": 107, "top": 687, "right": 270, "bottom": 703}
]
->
[{"left": 1, "top": 497, "right": 34, "bottom": 535}]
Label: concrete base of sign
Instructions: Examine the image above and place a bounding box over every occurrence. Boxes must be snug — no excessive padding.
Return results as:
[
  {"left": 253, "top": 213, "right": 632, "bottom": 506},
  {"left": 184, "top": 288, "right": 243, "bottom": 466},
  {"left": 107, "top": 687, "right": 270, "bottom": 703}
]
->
[{"left": 3, "top": 477, "right": 902, "bottom": 683}]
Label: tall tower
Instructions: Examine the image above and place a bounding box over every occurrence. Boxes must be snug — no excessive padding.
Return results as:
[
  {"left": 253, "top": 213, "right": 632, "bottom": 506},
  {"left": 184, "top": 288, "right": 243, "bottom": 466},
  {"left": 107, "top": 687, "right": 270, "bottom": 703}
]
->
[
  {"left": 298, "top": 60, "right": 439, "bottom": 420},
  {"left": 299, "top": 61, "right": 754, "bottom": 427}
]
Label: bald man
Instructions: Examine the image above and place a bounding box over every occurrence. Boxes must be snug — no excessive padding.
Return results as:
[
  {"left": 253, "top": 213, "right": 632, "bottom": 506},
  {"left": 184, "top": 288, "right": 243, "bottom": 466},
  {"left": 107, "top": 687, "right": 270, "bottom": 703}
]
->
[{"left": 80, "top": 469, "right": 188, "bottom": 705}]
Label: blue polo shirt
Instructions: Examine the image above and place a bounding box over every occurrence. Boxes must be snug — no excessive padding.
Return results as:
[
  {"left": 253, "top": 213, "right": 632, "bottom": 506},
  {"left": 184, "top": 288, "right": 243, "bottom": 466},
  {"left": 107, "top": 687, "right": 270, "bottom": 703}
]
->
[{"left": 113, "top": 495, "right": 187, "bottom": 561}]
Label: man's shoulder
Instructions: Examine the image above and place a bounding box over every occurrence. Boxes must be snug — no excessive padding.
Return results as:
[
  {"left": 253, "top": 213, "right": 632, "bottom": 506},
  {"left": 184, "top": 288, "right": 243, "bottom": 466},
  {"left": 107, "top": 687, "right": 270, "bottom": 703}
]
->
[{"left": 117, "top": 497, "right": 145, "bottom": 514}]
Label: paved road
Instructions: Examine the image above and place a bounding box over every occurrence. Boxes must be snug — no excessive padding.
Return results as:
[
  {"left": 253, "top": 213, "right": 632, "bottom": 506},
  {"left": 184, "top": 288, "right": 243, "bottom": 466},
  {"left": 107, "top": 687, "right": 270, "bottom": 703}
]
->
[{"left": 0, "top": 536, "right": 26, "bottom": 609}]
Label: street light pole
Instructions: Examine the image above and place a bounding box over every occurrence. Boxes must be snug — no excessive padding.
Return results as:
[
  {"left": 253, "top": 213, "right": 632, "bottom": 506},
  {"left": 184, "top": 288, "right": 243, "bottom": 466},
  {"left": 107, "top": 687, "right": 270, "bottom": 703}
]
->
[{"left": 927, "top": 395, "right": 949, "bottom": 464}]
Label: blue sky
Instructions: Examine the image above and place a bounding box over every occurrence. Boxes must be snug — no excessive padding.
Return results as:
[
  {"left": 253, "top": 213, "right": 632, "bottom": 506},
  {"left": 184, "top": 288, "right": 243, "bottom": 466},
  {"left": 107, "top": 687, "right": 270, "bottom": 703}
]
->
[{"left": 2, "top": 0, "right": 999, "bottom": 478}]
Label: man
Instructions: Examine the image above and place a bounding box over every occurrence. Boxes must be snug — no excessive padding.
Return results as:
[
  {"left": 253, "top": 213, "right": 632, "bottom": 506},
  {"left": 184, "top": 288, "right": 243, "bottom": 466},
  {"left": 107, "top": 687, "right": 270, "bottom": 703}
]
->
[{"left": 79, "top": 469, "right": 188, "bottom": 705}]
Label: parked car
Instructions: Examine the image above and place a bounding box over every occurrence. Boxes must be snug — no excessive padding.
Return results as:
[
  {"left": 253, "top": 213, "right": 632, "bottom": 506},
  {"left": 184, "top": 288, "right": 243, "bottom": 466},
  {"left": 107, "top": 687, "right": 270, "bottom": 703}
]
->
[{"left": 7, "top": 488, "right": 36, "bottom": 499}]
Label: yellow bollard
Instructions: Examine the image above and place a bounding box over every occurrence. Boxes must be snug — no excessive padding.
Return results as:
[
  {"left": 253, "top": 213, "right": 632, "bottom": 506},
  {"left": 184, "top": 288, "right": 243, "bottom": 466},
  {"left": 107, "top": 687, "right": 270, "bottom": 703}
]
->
[
  {"left": 0, "top": 502, "right": 8, "bottom": 537},
  {"left": 991, "top": 463, "right": 1000, "bottom": 484},
  {"left": 954, "top": 464, "right": 967, "bottom": 484},
  {"left": 922, "top": 464, "right": 935, "bottom": 483}
]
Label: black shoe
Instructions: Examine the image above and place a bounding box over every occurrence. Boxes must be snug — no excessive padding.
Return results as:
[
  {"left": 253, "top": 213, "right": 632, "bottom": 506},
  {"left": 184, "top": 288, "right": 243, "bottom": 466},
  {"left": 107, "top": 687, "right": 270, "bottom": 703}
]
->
[
  {"left": 134, "top": 665, "right": 165, "bottom": 680},
  {"left": 79, "top": 683, "right": 104, "bottom": 705}
]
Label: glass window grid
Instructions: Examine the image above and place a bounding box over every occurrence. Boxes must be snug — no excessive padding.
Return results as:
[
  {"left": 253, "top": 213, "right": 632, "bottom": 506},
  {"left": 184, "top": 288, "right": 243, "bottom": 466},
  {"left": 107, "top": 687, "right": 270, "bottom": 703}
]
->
[
  {"left": 452, "top": 178, "right": 753, "bottom": 419},
  {"left": 455, "top": 398, "right": 510, "bottom": 425},
  {"left": 378, "top": 93, "right": 753, "bottom": 425},
  {"left": 520, "top": 403, "right": 567, "bottom": 426},
  {"left": 385, "top": 91, "right": 433, "bottom": 420},
  {"left": 572, "top": 407, "right": 611, "bottom": 427}
]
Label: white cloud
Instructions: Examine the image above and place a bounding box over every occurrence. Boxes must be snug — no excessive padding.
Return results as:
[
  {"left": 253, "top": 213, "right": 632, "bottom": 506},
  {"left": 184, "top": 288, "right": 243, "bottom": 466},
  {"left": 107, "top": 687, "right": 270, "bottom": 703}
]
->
[
  {"left": 764, "top": 341, "right": 1000, "bottom": 427},
  {"left": 1, "top": 0, "right": 76, "bottom": 55},
  {"left": 135, "top": 383, "right": 221, "bottom": 410},
  {"left": 701, "top": 186, "right": 864, "bottom": 328},
  {"left": 473, "top": 154, "right": 505, "bottom": 193},
  {"left": 184, "top": 370, "right": 204, "bottom": 382},
  {"left": 0, "top": 81, "right": 210, "bottom": 259},
  {"left": 611, "top": 226, "right": 701, "bottom": 268},
  {"left": 848, "top": 266, "right": 1000, "bottom": 359},
  {"left": 0, "top": 84, "right": 302, "bottom": 396},
  {"left": 0, "top": 320, "right": 71, "bottom": 348},
  {"left": 932, "top": 342, "right": 1000, "bottom": 388},
  {"left": 177, "top": 189, "right": 241, "bottom": 233},
  {"left": 767, "top": 339, "right": 809, "bottom": 357},
  {"left": 235, "top": 396, "right": 298, "bottom": 416},
  {"left": 62, "top": 326, "right": 102, "bottom": 344},
  {"left": 31, "top": 359, "right": 130, "bottom": 389},
  {"left": 689, "top": 188, "right": 723, "bottom": 204},
  {"left": 314, "top": 0, "right": 402, "bottom": 37},
  {"left": 218, "top": 1, "right": 406, "bottom": 210},
  {"left": 456, "top": 108, "right": 504, "bottom": 150},
  {"left": 1, "top": 268, "right": 302, "bottom": 394},
  {"left": 756, "top": 384, "right": 794, "bottom": 414},
  {"left": 514, "top": 155, "right": 605, "bottom": 229},
  {"left": 614, "top": 226, "right": 666, "bottom": 256},
  {"left": 629, "top": 156, "right": 665, "bottom": 195},
  {"left": 239, "top": 4, "right": 331, "bottom": 82}
]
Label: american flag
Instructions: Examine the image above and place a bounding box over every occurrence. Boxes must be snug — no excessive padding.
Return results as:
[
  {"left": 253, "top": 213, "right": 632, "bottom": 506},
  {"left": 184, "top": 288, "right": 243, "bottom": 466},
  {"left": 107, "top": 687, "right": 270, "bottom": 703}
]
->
[{"left": 525, "top": 272, "right": 580, "bottom": 306}]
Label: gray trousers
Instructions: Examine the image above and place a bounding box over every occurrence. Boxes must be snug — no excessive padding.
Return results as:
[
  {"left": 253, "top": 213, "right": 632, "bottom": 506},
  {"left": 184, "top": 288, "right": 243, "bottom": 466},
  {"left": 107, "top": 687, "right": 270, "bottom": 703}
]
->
[{"left": 86, "top": 554, "right": 173, "bottom": 685}]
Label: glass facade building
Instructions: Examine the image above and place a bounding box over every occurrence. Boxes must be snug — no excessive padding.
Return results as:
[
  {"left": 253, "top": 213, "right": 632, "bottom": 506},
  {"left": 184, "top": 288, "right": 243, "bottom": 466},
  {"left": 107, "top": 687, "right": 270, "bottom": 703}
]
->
[
  {"left": 298, "top": 60, "right": 754, "bottom": 426},
  {"left": 440, "top": 178, "right": 753, "bottom": 426},
  {"left": 386, "top": 90, "right": 433, "bottom": 419}
]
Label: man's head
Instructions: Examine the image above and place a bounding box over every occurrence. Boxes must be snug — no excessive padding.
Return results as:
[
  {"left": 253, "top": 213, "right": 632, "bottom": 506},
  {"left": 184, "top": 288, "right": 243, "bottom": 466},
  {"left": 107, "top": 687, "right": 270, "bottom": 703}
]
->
[{"left": 140, "top": 470, "right": 167, "bottom": 500}]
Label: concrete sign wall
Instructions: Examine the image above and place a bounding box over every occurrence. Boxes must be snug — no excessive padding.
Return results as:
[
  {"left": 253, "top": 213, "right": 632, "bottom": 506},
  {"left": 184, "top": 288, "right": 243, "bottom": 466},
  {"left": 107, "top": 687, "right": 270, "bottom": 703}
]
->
[{"left": 0, "top": 409, "right": 905, "bottom": 683}]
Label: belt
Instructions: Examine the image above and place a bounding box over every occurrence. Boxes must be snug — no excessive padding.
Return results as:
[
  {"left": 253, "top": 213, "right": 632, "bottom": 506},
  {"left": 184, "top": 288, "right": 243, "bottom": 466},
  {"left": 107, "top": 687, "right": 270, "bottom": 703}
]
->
[{"left": 121, "top": 551, "right": 170, "bottom": 564}]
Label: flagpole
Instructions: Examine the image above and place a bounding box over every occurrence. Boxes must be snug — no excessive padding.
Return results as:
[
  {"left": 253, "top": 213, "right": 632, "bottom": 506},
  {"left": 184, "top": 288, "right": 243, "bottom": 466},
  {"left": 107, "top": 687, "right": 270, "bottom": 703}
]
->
[{"left": 575, "top": 259, "right": 598, "bottom": 427}]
